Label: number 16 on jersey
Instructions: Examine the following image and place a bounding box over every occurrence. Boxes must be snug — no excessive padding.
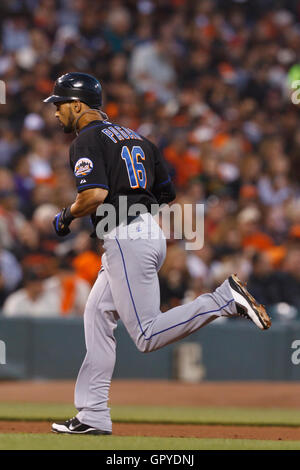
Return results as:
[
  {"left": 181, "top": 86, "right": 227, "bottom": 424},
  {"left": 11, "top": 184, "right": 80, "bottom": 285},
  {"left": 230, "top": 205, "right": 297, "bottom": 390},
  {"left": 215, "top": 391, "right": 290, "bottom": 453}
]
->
[{"left": 121, "top": 145, "right": 147, "bottom": 189}]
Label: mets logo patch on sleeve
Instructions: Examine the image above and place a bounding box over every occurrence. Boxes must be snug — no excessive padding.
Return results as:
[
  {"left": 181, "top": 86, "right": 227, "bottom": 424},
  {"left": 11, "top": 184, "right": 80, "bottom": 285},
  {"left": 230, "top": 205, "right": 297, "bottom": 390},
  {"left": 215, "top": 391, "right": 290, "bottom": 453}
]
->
[{"left": 74, "top": 158, "right": 93, "bottom": 177}]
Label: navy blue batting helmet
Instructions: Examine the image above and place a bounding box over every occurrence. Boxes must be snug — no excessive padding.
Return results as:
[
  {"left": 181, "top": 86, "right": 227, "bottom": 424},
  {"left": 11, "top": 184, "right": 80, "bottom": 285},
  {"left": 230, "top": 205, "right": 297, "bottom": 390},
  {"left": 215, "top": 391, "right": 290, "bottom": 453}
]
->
[{"left": 44, "top": 72, "right": 102, "bottom": 109}]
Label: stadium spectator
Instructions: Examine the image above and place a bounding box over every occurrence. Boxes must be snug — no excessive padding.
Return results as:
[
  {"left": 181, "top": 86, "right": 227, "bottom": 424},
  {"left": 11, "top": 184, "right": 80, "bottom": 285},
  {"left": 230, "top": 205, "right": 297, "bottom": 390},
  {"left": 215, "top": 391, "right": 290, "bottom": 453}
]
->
[
  {"left": 2, "top": 265, "right": 90, "bottom": 317},
  {"left": 0, "top": 242, "right": 22, "bottom": 306}
]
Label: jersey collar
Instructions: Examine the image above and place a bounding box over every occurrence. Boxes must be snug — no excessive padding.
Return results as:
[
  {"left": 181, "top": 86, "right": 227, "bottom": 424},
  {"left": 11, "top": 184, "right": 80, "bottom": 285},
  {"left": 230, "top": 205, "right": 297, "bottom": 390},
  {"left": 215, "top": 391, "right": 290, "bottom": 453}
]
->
[{"left": 78, "top": 120, "right": 111, "bottom": 135}]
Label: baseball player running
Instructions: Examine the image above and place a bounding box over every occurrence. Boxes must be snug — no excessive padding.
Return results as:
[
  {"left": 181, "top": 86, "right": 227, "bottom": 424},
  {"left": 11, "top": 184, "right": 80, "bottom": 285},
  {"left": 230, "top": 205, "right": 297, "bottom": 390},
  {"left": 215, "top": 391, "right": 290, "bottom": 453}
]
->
[{"left": 44, "top": 72, "right": 271, "bottom": 435}]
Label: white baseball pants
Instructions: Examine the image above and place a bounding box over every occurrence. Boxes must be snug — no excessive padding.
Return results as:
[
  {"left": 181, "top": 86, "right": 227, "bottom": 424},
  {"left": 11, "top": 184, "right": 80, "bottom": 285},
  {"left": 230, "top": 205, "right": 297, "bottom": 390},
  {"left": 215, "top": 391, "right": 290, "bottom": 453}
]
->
[{"left": 75, "top": 214, "right": 236, "bottom": 432}]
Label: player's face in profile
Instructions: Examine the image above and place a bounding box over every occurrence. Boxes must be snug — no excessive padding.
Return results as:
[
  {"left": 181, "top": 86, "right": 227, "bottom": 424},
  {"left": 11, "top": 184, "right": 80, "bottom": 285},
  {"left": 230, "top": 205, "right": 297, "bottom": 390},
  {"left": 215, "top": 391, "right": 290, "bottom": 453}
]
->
[{"left": 54, "top": 102, "right": 74, "bottom": 134}]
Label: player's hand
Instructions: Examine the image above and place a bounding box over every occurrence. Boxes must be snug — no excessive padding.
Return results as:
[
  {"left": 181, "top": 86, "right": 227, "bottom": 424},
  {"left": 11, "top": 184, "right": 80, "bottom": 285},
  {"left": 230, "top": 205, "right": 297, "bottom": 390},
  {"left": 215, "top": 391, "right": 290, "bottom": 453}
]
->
[{"left": 53, "top": 207, "right": 74, "bottom": 237}]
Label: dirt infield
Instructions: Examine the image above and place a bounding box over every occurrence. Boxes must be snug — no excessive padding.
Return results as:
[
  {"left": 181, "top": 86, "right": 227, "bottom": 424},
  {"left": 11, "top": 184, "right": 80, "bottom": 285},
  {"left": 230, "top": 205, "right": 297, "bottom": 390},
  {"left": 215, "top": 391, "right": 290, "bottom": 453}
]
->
[
  {"left": 1, "top": 380, "right": 300, "bottom": 408},
  {"left": 0, "top": 421, "right": 299, "bottom": 441},
  {"left": 0, "top": 380, "right": 300, "bottom": 441}
]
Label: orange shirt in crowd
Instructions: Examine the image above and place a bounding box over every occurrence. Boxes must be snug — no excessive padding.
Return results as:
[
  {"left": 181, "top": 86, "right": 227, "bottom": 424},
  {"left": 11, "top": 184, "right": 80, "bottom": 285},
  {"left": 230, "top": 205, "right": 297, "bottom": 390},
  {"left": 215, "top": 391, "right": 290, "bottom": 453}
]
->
[
  {"left": 60, "top": 275, "right": 77, "bottom": 315},
  {"left": 72, "top": 251, "right": 101, "bottom": 286},
  {"left": 242, "top": 232, "right": 274, "bottom": 251},
  {"left": 164, "top": 146, "right": 202, "bottom": 187}
]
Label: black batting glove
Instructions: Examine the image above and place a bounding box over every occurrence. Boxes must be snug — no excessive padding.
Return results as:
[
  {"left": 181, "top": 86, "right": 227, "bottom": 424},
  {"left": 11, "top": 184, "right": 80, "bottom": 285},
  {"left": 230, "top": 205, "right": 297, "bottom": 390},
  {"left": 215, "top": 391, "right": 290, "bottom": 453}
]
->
[{"left": 53, "top": 207, "right": 74, "bottom": 237}]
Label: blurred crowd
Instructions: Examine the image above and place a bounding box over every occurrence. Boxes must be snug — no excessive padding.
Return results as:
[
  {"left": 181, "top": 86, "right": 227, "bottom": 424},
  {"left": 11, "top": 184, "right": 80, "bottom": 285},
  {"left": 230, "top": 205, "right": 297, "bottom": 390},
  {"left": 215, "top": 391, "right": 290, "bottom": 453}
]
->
[{"left": 0, "top": 0, "right": 300, "bottom": 319}]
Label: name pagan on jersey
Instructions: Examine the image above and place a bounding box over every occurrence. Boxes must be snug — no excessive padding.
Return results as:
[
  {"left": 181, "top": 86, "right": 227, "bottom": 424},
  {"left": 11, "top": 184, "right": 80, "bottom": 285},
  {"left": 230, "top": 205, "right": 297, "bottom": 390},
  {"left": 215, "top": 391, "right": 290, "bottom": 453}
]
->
[{"left": 102, "top": 125, "right": 143, "bottom": 143}]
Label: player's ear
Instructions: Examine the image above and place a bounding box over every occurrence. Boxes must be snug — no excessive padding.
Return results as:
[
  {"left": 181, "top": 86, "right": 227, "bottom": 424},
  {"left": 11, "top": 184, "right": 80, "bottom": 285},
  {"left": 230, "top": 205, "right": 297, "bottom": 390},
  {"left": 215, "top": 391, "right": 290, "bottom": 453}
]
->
[{"left": 72, "top": 100, "right": 82, "bottom": 114}]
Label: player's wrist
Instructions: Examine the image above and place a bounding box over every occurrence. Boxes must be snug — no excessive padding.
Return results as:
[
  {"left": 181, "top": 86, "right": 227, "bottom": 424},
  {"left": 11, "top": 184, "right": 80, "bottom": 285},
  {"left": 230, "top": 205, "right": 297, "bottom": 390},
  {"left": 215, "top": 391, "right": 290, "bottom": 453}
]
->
[{"left": 62, "top": 206, "right": 75, "bottom": 226}]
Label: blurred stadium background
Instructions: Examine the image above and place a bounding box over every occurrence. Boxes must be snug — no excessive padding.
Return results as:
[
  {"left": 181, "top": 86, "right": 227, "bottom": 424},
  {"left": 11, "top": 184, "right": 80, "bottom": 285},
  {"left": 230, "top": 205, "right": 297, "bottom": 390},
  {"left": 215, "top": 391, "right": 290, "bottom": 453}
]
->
[{"left": 0, "top": 0, "right": 300, "bottom": 382}]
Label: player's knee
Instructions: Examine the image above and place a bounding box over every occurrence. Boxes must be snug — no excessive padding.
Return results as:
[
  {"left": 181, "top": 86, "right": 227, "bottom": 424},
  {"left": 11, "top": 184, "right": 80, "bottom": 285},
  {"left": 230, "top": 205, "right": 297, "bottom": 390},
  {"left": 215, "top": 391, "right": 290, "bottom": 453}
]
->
[
  {"left": 136, "top": 340, "right": 149, "bottom": 353},
  {"left": 136, "top": 336, "right": 153, "bottom": 353}
]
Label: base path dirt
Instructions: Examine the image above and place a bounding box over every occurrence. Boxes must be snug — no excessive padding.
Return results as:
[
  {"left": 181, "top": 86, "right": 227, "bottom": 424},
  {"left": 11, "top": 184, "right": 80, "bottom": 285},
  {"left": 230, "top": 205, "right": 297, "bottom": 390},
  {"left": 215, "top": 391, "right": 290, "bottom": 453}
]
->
[
  {"left": 0, "top": 421, "right": 299, "bottom": 441},
  {"left": 1, "top": 380, "right": 300, "bottom": 442},
  {"left": 1, "top": 380, "right": 300, "bottom": 408}
]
